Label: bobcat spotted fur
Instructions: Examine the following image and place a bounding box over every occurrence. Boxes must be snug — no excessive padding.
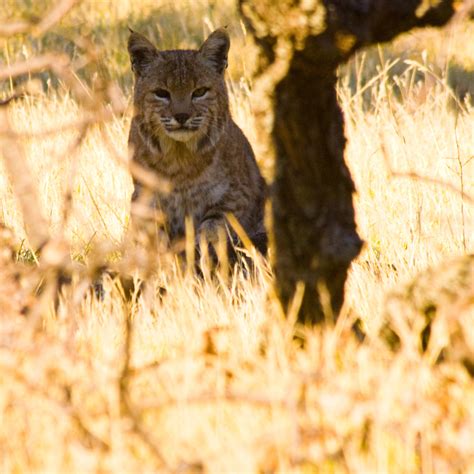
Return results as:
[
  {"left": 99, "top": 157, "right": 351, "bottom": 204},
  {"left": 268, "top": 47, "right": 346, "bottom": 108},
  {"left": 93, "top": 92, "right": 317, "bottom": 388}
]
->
[{"left": 127, "top": 28, "right": 266, "bottom": 258}]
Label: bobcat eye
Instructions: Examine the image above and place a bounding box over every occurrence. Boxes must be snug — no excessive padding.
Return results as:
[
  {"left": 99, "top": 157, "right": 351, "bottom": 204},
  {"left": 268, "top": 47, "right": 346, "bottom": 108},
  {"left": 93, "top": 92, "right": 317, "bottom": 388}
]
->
[
  {"left": 153, "top": 88, "right": 170, "bottom": 100},
  {"left": 192, "top": 87, "right": 209, "bottom": 99}
]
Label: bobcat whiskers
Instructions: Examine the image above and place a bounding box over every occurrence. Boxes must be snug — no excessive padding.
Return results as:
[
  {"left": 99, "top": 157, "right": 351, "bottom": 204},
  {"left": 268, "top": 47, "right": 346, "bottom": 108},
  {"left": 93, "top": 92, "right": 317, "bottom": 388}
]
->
[{"left": 161, "top": 115, "right": 205, "bottom": 142}]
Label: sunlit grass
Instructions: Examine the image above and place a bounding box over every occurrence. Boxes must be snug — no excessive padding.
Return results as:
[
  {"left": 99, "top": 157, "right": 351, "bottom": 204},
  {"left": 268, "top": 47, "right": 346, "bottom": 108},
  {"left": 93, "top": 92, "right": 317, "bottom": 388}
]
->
[{"left": 0, "top": 1, "right": 473, "bottom": 472}]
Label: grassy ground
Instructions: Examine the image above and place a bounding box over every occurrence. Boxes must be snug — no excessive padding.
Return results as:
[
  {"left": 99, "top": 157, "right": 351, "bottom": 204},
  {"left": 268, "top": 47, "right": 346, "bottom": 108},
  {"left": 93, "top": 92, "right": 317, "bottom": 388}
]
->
[{"left": 1, "top": 1, "right": 473, "bottom": 473}]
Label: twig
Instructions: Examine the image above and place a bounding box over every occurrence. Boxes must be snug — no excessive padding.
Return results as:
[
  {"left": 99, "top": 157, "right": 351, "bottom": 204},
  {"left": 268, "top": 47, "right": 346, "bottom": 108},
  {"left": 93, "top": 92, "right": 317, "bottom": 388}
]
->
[
  {"left": 33, "top": 0, "right": 81, "bottom": 38},
  {"left": 0, "top": 93, "right": 25, "bottom": 106},
  {"left": 81, "top": 176, "right": 112, "bottom": 237},
  {"left": 0, "top": 109, "right": 50, "bottom": 251},
  {"left": 141, "top": 391, "right": 293, "bottom": 411},
  {"left": 0, "top": 20, "right": 30, "bottom": 37},
  {"left": 1, "top": 109, "right": 125, "bottom": 139},
  {"left": 453, "top": 114, "right": 467, "bottom": 251},
  {"left": 379, "top": 139, "right": 474, "bottom": 205},
  {"left": 0, "top": 0, "right": 80, "bottom": 38},
  {"left": 1, "top": 363, "right": 110, "bottom": 451},
  {"left": 64, "top": 385, "right": 110, "bottom": 451},
  {"left": 59, "top": 124, "right": 90, "bottom": 231},
  {"left": 118, "top": 306, "right": 171, "bottom": 470},
  {"left": 0, "top": 54, "right": 70, "bottom": 81},
  {"left": 100, "top": 126, "right": 172, "bottom": 194}
]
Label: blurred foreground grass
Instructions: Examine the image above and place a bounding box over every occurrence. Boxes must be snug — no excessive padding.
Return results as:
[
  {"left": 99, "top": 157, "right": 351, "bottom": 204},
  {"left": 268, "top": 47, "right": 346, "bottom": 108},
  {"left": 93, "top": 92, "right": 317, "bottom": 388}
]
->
[{"left": 0, "top": 1, "right": 473, "bottom": 472}]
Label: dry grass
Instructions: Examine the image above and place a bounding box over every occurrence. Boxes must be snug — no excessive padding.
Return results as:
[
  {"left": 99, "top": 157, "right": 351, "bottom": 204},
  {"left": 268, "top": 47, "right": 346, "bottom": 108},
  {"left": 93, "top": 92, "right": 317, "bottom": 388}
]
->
[{"left": 1, "top": 1, "right": 474, "bottom": 473}]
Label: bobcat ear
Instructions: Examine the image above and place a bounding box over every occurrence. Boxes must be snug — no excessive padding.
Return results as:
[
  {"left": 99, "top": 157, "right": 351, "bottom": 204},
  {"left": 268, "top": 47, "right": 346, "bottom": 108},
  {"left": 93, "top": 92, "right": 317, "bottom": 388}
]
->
[
  {"left": 128, "top": 30, "right": 159, "bottom": 76},
  {"left": 199, "top": 28, "right": 230, "bottom": 74}
]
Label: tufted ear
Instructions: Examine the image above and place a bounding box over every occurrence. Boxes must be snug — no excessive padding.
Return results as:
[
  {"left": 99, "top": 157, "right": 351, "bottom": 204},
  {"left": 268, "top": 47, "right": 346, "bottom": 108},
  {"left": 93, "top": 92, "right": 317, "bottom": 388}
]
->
[
  {"left": 199, "top": 28, "right": 230, "bottom": 74},
  {"left": 128, "top": 30, "right": 159, "bottom": 76}
]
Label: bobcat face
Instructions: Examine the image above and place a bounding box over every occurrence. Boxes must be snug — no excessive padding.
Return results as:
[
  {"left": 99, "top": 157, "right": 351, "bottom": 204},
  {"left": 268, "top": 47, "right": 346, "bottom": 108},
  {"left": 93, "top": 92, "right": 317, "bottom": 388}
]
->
[{"left": 128, "top": 29, "right": 230, "bottom": 144}]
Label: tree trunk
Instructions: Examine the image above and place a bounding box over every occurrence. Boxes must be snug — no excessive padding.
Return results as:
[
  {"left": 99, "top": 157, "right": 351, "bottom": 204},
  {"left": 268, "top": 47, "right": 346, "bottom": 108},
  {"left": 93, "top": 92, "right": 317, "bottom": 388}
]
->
[{"left": 239, "top": 0, "right": 456, "bottom": 325}]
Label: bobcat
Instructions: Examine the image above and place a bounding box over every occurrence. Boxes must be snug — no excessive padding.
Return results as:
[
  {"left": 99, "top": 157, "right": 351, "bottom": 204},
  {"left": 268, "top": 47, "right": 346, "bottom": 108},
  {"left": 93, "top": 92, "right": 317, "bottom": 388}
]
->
[{"left": 127, "top": 28, "right": 266, "bottom": 259}]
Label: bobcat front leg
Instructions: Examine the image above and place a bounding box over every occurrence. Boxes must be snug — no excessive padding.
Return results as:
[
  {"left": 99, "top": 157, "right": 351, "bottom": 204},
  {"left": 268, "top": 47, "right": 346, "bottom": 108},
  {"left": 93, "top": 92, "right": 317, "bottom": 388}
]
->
[
  {"left": 198, "top": 208, "right": 267, "bottom": 259},
  {"left": 198, "top": 213, "right": 228, "bottom": 245},
  {"left": 196, "top": 212, "right": 238, "bottom": 268}
]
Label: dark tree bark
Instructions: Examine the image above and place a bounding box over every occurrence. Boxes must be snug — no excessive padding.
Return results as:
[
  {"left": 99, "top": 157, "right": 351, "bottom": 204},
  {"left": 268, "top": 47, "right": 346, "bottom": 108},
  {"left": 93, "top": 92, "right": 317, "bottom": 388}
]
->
[{"left": 239, "top": 0, "right": 456, "bottom": 325}]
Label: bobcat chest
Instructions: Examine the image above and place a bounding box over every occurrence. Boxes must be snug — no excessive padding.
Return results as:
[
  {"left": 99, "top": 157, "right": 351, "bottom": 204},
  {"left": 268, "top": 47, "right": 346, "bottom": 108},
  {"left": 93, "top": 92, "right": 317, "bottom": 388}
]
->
[{"left": 158, "top": 176, "right": 228, "bottom": 239}]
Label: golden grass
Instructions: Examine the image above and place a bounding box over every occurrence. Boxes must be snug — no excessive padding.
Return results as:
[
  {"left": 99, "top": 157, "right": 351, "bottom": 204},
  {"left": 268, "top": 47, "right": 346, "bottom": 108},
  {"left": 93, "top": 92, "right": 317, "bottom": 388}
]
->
[{"left": 1, "top": 1, "right": 474, "bottom": 472}]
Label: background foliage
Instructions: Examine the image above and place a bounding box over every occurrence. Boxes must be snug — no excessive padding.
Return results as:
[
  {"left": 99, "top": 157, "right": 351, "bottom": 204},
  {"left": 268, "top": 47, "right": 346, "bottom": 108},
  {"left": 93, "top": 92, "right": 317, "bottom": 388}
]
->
[{"left": 0, "top": 1, "right": 473, "bottom": 472}]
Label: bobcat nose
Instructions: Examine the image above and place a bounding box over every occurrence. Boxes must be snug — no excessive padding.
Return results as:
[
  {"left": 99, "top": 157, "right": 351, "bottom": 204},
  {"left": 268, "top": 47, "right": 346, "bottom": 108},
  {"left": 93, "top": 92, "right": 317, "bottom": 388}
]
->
[{"left": 174, "top": 113, "right": 190, "bottom": 125}]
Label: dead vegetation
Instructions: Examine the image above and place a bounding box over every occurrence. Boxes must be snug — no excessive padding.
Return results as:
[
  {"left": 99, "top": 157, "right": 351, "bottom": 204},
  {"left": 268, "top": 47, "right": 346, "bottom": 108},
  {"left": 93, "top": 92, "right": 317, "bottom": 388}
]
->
[{"left": 0, "top": 1, "right": 473, "bottom": 472}]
